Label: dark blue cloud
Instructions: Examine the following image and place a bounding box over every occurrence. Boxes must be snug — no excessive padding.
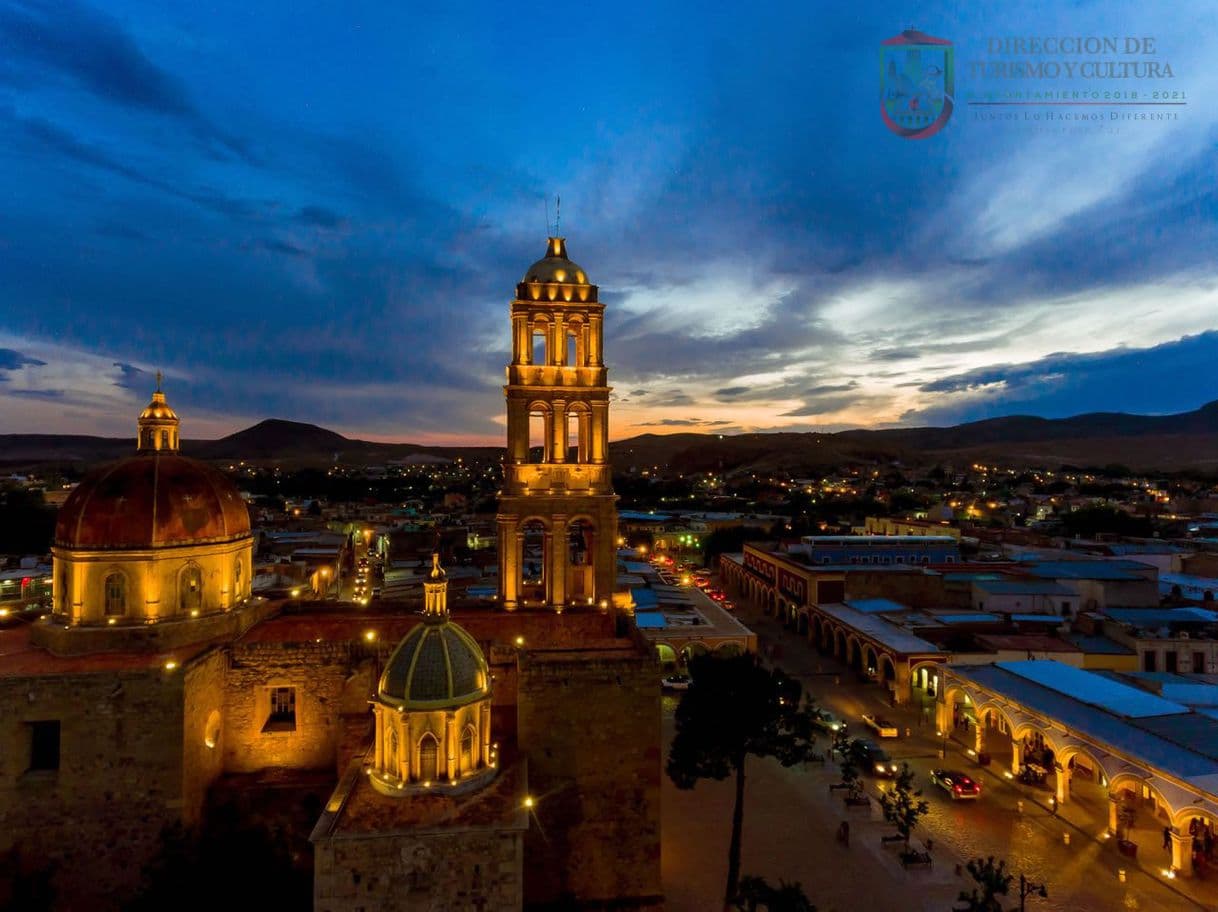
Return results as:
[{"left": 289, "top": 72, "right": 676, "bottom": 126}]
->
[
  {"left": 0, "top": 349, "right": 46, "bottom": 379},
  {"left": 0, "top": 0, "right": 252, "bottom": 161},
  {"left": 904, "top": 332, "right": 1218, "bottom": 424}
]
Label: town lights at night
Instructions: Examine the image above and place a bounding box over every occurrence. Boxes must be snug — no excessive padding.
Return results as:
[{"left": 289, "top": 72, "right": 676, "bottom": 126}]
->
[{"left": 1, "top": 5, "right": 1213, "bottom": 911}]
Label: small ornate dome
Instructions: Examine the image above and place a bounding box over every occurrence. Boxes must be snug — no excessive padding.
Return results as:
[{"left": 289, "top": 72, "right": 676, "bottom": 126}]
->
[
  {"left": 522, "top": 236, "right": 590, "bottom": 285},
  {"left": 139, "top": 392, "right": 178, "bottom": 422},
  {"left": 55, "top": 454, "right": 251, "bottom": 549},
  {"left": 377, "top": 621, "right": 489, "bottom": 710}
]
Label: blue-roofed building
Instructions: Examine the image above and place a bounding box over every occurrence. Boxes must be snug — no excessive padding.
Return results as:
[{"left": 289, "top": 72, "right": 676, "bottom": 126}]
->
[
  {"left": 971, "top": 578, "right": 1079, "bottom": 618},
  {"left": 1016, "top": 559, "right": 1161, "bottom": 612},
  {"left": 1091, "top": 606, "right": 1218, "bottom": 677},
  {"left": 791, "top": 535, "right": 960, "bottom": 567},
  {"left": 941, "top": 659, "right": 1218, "bottom": 876}
]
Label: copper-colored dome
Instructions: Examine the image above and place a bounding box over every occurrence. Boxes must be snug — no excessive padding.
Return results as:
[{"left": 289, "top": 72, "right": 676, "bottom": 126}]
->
[{"left": 55, "top": 453, "right": 250, "bottom": 550}]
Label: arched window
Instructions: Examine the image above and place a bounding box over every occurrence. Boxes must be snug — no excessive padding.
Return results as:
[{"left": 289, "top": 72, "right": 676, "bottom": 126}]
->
[
  {"left": 234, "top": 558, "right": 243, "bottom": 595},
  {"left": 159, "top": 430, "right": 169, "bottom": 449},
  {"left": 418, "top": 734, "right": 439, "bottom": 782},
  {"left": 104, "top": 572, "right": 127, "bottom": 616},
  {"left": 387, "top": 728, "right": 399, "bottom": 776},
  {"left": 180, "top": 565, "right": 203, "bottom": 613},
  {"left": 460, "top": 725, "right": 475, "bottom": 773}
]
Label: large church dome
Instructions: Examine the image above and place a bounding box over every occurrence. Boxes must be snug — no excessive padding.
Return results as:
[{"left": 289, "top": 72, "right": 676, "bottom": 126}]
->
[{"left": 55, "top": 453, "right": 250, "bottom": 550}]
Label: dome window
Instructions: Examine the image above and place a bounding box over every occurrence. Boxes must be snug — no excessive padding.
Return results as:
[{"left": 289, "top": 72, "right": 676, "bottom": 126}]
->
[
  {"left": 418, "top": 734, "right": 439, "bottom": 782},
  {"left": 104, "top": 573, "right": 127, "bottom": 617},
  {"left": 180, "top": 566, "right": 203, "bottom": 614}
]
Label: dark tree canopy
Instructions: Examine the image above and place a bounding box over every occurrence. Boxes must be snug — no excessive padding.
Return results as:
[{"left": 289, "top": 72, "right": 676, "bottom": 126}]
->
[
  {"left": 667, "top": 653, "right": 819, "bottom": 789},
  {"left": 667, "top": 653, "right": 820, "bottom": 910}
]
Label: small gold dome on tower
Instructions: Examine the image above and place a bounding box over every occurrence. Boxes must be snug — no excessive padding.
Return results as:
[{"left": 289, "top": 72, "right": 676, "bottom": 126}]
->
[{"left": 522, "top": 237, "right": 590, "bottom": 285}]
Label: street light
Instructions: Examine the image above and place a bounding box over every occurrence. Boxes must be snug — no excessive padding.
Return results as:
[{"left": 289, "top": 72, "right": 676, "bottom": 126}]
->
[{"left": 1018, "top": 873, "right": 1048, "bottom": 912}]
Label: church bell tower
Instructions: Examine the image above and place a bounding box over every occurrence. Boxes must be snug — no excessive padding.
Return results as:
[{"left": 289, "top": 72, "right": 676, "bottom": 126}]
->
[{"left": 497, "top": 237, "right": 618, "bottom": 612}]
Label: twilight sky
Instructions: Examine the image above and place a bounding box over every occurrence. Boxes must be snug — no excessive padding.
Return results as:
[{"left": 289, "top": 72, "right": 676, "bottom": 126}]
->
[{"left": 1, "top": 0, "right": 1216, "bottom": 444}]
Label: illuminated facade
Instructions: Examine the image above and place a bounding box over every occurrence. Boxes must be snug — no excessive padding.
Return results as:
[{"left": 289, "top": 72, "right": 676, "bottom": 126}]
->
[
  {"left": 497, "top": 237, "right": 618, "bottom": 612},
  {"left": 49, "top": 381, "right": 253, "bottom": 630}
]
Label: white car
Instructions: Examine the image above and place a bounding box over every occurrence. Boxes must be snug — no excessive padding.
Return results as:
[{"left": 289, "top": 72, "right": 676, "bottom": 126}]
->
[
  {"left": 662, "top": 673, "right": 692, "bottom": 691},
  {"left": 861, "top": 713, "right": 899, "bottom": 738}
]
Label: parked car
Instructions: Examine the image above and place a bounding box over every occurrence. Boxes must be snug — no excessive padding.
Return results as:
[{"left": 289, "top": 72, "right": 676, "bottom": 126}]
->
[
  {"left": 861, "top": 713, "right": 899, "bottom": 738},
  {"left": 720, "top": 599, "right": 735, "bottom": 611},
  {"left": 662, "top": 673, "right": 692, "bottom": 691},
  {"left": 811, "top": 709, "right": 847, "bottom": 734},
  {"left": 857, "top": 740, "right": 898, "bottom": 777},
  {"left": 930, "top": 769, "right": 982, "bottom": 800}
]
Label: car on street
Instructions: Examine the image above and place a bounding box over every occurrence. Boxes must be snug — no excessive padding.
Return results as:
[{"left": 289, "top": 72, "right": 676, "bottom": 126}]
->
[
  {"left": 662, "top": 673, "right": 692, "bottom": 691},
  {"left": 720, "top": 599, "right": 735, "bottom": 611},
  {"left": 930, "top": 769, "right": 981, "bottom": 800},
  {"left": 861, "top": 713, "right": 899, "bottom": 738},
  {"left": 811, "top": 709, "right": 847, "bottom": 734},
  {"left": 856, "top": 740, "right": 898, "bottom": 777}
]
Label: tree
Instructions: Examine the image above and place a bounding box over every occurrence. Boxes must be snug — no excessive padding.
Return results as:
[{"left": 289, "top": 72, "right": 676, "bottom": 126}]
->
[
  {"left": 955, "top": 856, "right": 1012, "bottom": 912},
  {"left": 732, "top": 875, "right": 817, "bottom": 912},
  {"left": 667, "top": 653, "right": 820, "bottom": 912},
  {"left": 878, "top": 763, "right": 929, "bottom": 856},
  {"left": 832, "top": 733, "right": 869, "bottom": 802}
]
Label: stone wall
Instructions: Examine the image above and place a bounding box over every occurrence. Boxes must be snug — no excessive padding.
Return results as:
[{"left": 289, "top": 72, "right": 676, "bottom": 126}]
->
[
  {"left": 315, "top": 826, "right": 524, "bottom": 912},
  {"left": 181, "top": 648, "right": 228, "bottom": 824},
  {"left": 516, "top": 646, "right": 663, "bottom": 909},
  {"left": 224, "top": 640, "right": 357, "bottom": 772},
  {"left": 0, "top": 666, "right": 186, "bottom": 910}
]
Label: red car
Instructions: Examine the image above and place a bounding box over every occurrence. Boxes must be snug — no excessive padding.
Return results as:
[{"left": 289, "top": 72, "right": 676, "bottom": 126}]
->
[{"left": 930, "top": 769, "right": 981, "bottom": 800}]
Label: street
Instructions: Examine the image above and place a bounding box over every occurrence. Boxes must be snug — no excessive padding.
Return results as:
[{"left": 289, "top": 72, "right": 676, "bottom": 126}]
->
[{"left": 659, "top": 591, "right": 1210, "bottom": 911}]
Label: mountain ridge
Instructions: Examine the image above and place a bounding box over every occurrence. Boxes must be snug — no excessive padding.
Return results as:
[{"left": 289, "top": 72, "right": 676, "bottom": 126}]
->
[{"left": 2, "top": 402, "right": 1216, "bottom": 472}]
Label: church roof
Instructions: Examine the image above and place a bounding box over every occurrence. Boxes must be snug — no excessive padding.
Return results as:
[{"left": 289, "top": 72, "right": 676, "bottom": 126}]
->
[{"left": 377, "top": 620, "right": 489, "bottom": 710}]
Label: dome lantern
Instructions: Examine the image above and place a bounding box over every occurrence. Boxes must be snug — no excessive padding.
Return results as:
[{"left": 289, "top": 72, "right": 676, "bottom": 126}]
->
[{"left": 137, "top": 371, "right": 180, "bottom": 452}]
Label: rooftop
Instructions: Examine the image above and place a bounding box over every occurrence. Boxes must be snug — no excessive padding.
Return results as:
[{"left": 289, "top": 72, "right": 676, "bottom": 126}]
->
[
  {"left": 816, "top": 602, "right": 942, "bottom": 656},
  {"left": 949, "top": 661, "right": 1218, "bottom": 788}
]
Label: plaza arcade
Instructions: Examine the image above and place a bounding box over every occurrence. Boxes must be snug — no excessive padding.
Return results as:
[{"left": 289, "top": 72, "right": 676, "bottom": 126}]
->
[
  {"left": 940, "top": 660, "right": 1218, "bottom": 877},
  {"left": 721, "top": 549, "right": 945, "bottom": 704}
]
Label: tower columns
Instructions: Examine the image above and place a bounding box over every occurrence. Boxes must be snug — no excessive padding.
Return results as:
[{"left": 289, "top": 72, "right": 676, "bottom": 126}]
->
[
  {"left": 591, "top": 401, "right": 609, "bottom": 464},
  {"left": 498, "top": 517, "right": 520, "bottom": 611},
  {"left": 546, "top": 515, "right": 568, "bottom": 610},
  {"left": 550, "top": 400, "right": 568, "bottom": 464},
  {"left": 588, "top": 314, "right": 602, "bottom": 366}
]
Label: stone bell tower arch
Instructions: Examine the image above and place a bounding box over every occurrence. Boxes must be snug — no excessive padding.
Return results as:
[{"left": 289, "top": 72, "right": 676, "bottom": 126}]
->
[{"left": 496, "top": 237, "right": 618, "bottom": 612}]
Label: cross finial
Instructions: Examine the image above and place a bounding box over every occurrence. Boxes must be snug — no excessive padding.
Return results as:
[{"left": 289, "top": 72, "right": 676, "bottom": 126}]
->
[
  {"left": 555, "top": 195, "right": 560, "bottom": 234},
  {"left": 155, "top": 369, "right": 163, "bottom": 392}
]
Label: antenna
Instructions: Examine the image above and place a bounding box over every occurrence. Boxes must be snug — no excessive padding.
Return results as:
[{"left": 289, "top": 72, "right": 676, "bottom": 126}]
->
[
  {"left": 555, "top": 195, "right": 561, "bottom": 235},
  {"left": 155, "top": 369, "right": 162, "bottom": 392},
  {"left": 544, "top": 197, "right": 551, "bottom": 236}
]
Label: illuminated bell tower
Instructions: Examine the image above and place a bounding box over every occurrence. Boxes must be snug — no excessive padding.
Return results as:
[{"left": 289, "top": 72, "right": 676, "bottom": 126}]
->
[{"left": 497, "top": 237, "right": 618, "bottom": 612}]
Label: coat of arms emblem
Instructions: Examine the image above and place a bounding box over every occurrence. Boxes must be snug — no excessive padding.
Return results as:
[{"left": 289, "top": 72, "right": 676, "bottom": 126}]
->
[{"left": 881, "top": 29, "right": 954, "bottom": 139}]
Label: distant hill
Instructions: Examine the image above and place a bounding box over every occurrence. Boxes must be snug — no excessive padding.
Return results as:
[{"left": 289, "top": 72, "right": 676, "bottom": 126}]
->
[
  {"left": 2, "top": 402, "right": 1216, "bottom": 473},
  {"left": 192, "top": 419, "right": 359, "bottom": 460}
]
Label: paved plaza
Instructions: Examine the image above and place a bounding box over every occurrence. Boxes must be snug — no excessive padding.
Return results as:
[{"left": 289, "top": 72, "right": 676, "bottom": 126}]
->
[{"left": 660, "top": 592, "right": 1217, "bottom": 911}]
